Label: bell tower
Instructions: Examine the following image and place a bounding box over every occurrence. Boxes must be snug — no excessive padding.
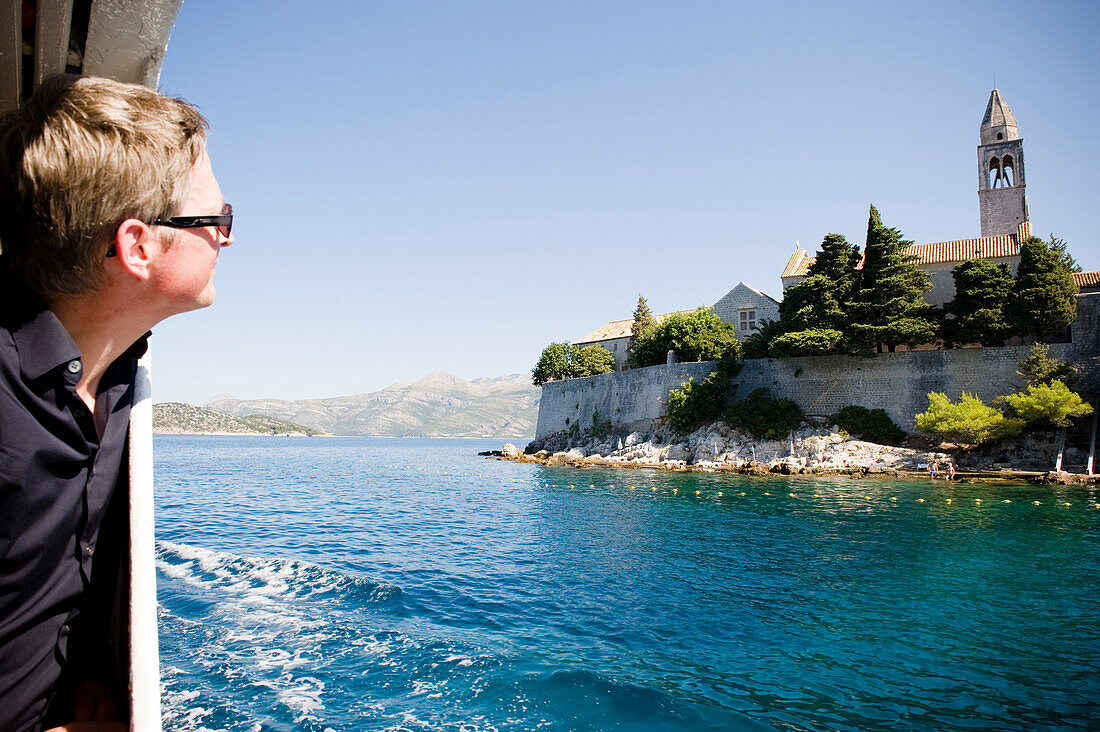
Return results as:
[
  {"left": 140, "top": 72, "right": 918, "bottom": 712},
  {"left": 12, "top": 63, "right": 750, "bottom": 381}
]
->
[{"left": 978, "top": 89, "right": 1028, "bottom": 237}]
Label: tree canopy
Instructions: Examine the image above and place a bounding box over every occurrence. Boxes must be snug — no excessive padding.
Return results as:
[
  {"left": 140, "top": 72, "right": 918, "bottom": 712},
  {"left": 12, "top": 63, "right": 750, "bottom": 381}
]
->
[
  {"left": 943, "top": 259, "right": 1014, "bottom": 347},
  {"left": 627, "top": 295, "right": 657, "bottom": 368},
  {"left": 531, "top": 342, "right": 614, "bottom": 385},
  {"left": 848, "top": 205, "right": 936, "bottom": 352},
  {"left": 629, "top": 309, "right": 740, "bottom": 368},
  {"left": 914, "top": 392, "right": 1023, "bottom": 445},
  {"left": 1007, "top": 235, "right": 1078, "bottom": 341}
]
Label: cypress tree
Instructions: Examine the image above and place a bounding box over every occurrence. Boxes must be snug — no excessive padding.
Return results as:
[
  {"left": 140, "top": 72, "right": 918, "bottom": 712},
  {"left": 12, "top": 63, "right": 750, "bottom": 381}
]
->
[
  {"left": 943, "top": 259, "right": 1014, "bottom": 347},
  {"left": 807, "top": 232, "right": 861, "bottom": 328},
  {"left": 1007, "top": 236, "right": 1078, "bottom": 341},
  {"left": 627, "top": 294, "right": 656, "bottom": 368},
  {"left": 776, "top": 233, "right": 858, "bottom": 344},
  {"left": 849, "top": 205, "right": 936, "bottom": 352}
]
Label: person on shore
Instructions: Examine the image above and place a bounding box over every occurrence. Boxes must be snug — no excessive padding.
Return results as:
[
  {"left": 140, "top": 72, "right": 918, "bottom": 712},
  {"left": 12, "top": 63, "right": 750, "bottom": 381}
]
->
[
  {"left": 929, "top": 462, "right": 939, "bottom": 480},
  {"left": 0, "top": 75, "right": 232, "bottom": 732},
  {"left": 946, "top": 462, "right": 956, "bottom": 481}
]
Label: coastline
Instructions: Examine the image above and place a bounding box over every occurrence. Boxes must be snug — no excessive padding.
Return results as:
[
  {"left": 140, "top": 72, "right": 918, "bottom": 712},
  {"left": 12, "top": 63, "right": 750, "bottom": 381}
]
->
[{"left": 485, "top": 424, "right": 1098, "bottom": 486}]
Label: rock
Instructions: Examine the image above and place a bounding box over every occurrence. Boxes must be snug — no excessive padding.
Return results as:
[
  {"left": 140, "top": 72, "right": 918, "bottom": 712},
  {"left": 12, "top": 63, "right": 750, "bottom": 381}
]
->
[
  {"left": 501, "top": 443, "right": 522, "bottom": 458},
  {"left": 1037, "top": 470, "right": 1079, "bottom": 485}
]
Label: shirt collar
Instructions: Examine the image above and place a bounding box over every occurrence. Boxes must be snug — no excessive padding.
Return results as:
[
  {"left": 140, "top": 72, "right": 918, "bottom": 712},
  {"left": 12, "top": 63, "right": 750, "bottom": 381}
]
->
[
  {"left": 2, "top": 261, "right": 150, "bottom": 383},
  {"left": 12, "top": 305, "right": 82, "bottom": 383}
]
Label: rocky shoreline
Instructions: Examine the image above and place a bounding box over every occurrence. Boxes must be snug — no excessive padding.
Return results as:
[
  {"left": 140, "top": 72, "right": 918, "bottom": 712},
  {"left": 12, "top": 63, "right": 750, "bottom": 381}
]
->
[{"left": 483, "top": 423, "right": 1098, "bottom": 486}]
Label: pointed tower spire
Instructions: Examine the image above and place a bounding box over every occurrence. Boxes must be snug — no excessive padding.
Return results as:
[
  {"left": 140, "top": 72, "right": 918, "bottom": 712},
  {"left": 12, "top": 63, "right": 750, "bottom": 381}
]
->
[
  {"left": 977, "top": 89, "right": 1028, "bottom": 237},
  {"left": 980, "top": 89, "right": 1018, "bottom": 144}
]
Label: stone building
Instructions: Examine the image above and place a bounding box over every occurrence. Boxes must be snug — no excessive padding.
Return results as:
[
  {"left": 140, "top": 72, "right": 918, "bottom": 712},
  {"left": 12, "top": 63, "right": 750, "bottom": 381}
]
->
[
  {"left": 573, "top": 283, "right": 780, "bottom": 372},
  {"left": 710, "top": 282, "right": 781, "bottom": 339},
  {"left": 781, "top": 89, "right": 1035, "bottom": 308}
]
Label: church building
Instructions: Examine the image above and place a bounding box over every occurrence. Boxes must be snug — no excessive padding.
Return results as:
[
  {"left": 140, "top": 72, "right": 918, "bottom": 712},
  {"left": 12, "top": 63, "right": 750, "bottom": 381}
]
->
[{"left": 781, "top": 89, "right": 1033, "bottom": 307}]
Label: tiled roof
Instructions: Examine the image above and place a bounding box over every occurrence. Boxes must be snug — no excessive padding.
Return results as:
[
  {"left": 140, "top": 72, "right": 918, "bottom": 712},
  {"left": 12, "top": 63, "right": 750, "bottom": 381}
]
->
[
  {"left": 782, "top": 234, "right": 1023, "bottom": 279},
  {"left": 576, "top": 318, "right": 634, "bottom": 343},
  {"left": 1073, "top": 271, "right": 1100, "bottom": 290},
  {"left": 575, "top": 309, "right": 701, "bottom": 344}
]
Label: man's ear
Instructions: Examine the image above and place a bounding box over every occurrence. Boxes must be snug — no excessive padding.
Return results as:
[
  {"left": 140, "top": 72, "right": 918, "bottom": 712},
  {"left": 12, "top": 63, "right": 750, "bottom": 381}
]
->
[{"left": 111, "top": 219, "right": 157, "bottom": 281}]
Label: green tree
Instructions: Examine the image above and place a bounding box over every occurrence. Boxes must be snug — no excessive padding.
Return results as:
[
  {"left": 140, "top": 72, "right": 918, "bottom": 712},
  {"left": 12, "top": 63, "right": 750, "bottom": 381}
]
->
[
  {"left": 849, "top": 205, "right": 936, "bottom": 352},
  {"left": 1007, "top": 235, "right": 1078, "bottom": 341},
  {"left": 805, "top": 232, "right": 861, "bottom": 330},
  {"left": 1003, "top": 380, "right": 1092, "bottom": 429},
  {"left": 914, "top": 392, "right": 1023, "bottom": 445},
  {"left": 572, "top": 344, "right": 615, "bottom": 377},
  {"left": 532, "top": 342, "right": 614, "bottom": 385},
  {"left": 778, "top": 274, "right": 830, "bottom": 332},
  {"left": 1017, "top": 343, "right": 1075, "bottom": 386},
  {"left": 630, "top": 309, "right": 740, "bottom": 367},
  {"left": 531, "top": 342, "right": 573, "bottom": 385},
  {"left": 743, "top": 318, "right": 783, "bottom": 359},
  {"left": 1048, "top": 234, "right": 1081, "bottom": 273},
  {"left": 626, "top": 294, "right": 657, "bottom": 368},
  {"left": 943, "top": 259, "right": 1014, "bottom": 346}
]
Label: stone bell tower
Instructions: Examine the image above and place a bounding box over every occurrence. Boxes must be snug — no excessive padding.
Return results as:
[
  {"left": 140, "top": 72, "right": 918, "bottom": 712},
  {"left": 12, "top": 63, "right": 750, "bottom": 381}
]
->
[{"left": 978, "top": 89, "right": 1029, "bottom": 237}]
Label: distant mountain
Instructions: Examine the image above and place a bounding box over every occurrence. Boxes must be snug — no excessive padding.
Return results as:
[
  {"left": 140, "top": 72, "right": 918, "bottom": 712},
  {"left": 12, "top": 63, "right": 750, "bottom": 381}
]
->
[
  {"left": 153, "top": 402, "right": 325, "bottom": 436},
  {"left": 203, "top": 372, "right": 539, "bottom": 438}
]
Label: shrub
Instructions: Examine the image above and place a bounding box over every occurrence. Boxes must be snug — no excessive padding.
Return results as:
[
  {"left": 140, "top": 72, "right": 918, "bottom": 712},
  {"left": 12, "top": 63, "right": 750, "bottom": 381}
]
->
[
  {"left": 769, "top": 328, "right": 844, "bottom": 357},
  {"left": 832, "top": 405, "right": 905, "bottom": 444},
  {"left": 914, "top": 392, "right": 1023, "bottom": 445},
  {"left": 727, "top": 388, "right": 803, "bottom": 440},
  {"left": 665, "top": 354, "right": 743, "bottom": 432},
  {"left": 1003, "top": 380, "right": 1093, "bottom": 429}
]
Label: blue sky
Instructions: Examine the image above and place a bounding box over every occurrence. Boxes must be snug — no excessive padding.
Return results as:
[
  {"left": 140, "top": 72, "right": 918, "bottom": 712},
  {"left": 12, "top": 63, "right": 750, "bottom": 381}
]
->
[{"left": 153, "top": 0, "right": 1100, "bottom": 404}]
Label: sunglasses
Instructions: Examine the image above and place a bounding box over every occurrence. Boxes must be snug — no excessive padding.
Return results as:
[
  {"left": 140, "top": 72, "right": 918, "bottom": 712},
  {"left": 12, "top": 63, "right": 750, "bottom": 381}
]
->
[
  {"left": 107, "top": 203, "right": 234, "bottom": 257},
  {"left": 152, "top": 202, "right": 234, "bottom": 238}
]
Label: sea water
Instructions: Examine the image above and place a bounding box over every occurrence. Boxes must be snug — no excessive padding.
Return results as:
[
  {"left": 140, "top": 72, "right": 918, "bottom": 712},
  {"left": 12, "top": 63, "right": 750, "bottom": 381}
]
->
[{"left": 153, "top": 436, "right": 1099, "bottom": 731}]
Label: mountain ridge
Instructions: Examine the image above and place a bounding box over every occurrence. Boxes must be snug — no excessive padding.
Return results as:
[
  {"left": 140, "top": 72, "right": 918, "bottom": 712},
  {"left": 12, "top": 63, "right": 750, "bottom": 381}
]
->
[{"left": 202, "top": 372, "right": 537, "bottom": 438}]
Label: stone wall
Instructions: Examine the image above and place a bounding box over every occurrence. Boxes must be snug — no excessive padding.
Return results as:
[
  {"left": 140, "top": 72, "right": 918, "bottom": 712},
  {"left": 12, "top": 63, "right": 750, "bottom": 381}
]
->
[
  {"left": 534, "top": 293, "right": 1099, "bottom": 439},
  {"left": 535, "top": 361, "right": 715, "bottom": 439}
]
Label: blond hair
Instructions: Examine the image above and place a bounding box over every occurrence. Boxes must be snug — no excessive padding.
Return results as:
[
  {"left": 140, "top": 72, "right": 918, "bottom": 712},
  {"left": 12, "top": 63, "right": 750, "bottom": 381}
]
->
[{"left": 0, "top": 75, "right": 209, "bottom": 296}]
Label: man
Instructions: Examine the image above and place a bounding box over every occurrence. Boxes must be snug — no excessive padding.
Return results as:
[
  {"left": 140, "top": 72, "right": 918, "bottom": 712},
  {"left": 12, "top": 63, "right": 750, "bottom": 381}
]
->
[{"left": 0, "top": 75, "right": 232, "bottom": 731}]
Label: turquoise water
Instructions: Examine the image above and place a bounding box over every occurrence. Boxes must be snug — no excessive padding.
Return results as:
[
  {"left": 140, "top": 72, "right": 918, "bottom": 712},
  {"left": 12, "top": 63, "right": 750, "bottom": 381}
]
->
[{"left": 153, "top": 436, "right": 1099, "bottom": 731}]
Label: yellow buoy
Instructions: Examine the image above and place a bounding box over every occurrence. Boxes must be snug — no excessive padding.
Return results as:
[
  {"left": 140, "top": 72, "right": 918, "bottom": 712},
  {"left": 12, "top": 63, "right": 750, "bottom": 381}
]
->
[
  {"left": 1033, "top": 500, "right": 1041, "bottom": 505},
  {"left": 788, "top": 493, "right": 796, "bottom": 498},
  {"left": 890, "top": 496, "right": 898, "bottom": 501},
  {"left": 917, "top": 498, "right": 925, "bottom": 503},
  {"left": 1003, "top": 499, "right": 1012, "bottom": 503}
]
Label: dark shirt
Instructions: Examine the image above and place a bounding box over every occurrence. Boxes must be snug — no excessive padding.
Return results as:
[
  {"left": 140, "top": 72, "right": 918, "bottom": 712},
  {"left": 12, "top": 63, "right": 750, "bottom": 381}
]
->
[{"left": 0, "top": 262, "right": 147, "bottom": 731}]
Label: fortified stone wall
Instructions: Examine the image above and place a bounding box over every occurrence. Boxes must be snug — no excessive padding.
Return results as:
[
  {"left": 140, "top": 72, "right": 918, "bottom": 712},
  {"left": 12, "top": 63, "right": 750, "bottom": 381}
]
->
[
  {"left": 535, "top": 361, "right": 715, "bottom": 439},
  {"left": 535, "top": 294, "right": 1099, "bottom": 439}
]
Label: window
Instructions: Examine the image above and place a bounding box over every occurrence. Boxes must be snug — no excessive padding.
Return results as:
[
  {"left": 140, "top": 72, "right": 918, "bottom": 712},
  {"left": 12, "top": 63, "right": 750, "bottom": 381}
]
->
[{"left": 739, "top": 310, "right": 756, "bottom": 332}]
